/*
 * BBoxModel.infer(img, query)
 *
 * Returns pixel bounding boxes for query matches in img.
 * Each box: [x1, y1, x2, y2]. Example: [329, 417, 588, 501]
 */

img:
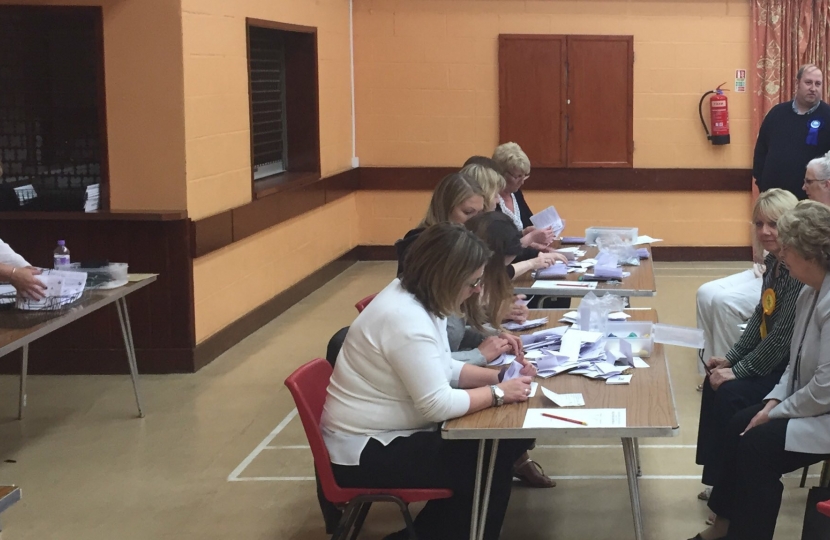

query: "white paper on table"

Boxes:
[531, 280, 597, 290]
[632, 358, 650, 368]
[564, 329, 603, 343]
[559, 333, 581, 360]
[530, 206, 565, 237]
[529, 381, 538, 397]
[593, 362, 622, 376]
[606, 374, 633, 385]
[524, 350, 545, 360]
[634, 235, 663, 246]
[540, 386, 585, 407]
[609, 311, 631, 320]
[536, 353, 572, 372]
[522, 408, 627, 429]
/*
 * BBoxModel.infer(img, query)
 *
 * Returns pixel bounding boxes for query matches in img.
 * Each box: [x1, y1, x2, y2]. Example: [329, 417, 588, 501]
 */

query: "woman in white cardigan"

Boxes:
[689, 200, 830, 540]
[322, 223, 536, 540]
[0, 238, 44, 299]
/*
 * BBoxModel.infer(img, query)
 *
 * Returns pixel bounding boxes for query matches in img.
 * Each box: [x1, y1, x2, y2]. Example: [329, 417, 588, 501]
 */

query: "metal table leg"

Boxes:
[820, 460, 830, 488]
[18, 345, 28, 420]
[116, 298, 144, 418]
[634, 438, 642, 477]
[622, 437, 645, 540]
[469, 440, 486, 540]
[476, 439, 499, 540]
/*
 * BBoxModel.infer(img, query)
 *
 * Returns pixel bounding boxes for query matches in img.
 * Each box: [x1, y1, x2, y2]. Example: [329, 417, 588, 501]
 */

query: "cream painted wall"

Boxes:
[181, 0, 354, 220]
[193, 194, 359, 341]
[357, 190, 754, 247]
[353, 0, 752, 169]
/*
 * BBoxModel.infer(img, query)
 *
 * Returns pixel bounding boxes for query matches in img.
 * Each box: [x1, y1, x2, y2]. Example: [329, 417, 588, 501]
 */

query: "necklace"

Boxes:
[498, 193, 523, 232]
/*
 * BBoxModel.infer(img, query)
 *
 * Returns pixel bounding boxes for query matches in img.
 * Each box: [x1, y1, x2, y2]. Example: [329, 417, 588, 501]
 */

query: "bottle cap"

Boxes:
[57, 240, 65, 246]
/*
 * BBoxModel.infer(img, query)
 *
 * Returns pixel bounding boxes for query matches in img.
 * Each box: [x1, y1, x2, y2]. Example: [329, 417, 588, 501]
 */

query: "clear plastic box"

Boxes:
[605, 321, 654, 357]
[585, 226, 639, 245]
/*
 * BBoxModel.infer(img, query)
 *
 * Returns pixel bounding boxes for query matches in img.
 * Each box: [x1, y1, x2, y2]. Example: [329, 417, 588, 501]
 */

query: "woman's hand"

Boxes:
[706, 356, 731, 370]
[498, 331, 524, 359]
[525, 226, 555, 247]
[10, 267, 46, 300]
[498, 377, 532, 404]
[709, 367, 736, 390]
[505, 301, 529, 323]
[477, 336, 511, 362]
[741, 400, 780, 436]
[532, 252, 568, 270]
[517, 356, 536, 377]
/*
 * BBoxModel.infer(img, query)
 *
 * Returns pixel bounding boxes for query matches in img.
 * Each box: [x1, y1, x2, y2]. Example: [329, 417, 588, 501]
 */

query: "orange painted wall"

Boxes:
[1, 0, 189, 211]
[358, 190, 753, 248]
[353, 0, 752, 168]
[182, 0, 354, 220]
[185, 0, 357, 342]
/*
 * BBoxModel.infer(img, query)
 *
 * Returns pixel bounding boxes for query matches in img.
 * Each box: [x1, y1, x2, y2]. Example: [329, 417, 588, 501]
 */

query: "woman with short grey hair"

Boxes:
[689, 200, 830, 540]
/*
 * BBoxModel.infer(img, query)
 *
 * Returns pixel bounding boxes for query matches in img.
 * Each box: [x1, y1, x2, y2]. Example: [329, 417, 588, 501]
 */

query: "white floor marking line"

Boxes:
[227, 408, 298, 481]
[262, 444, 698, 450]
[264, 444, 309, 450]
[230, 476, 316, 482]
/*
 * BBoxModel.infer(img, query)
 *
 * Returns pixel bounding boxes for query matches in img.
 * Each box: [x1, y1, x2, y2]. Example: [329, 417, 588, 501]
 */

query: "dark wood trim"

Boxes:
[351, 245, 752, 263]
[652, 246, 753, 262]
[0, 210, 187, 221]
[191, 168, 358, 258]
[92, 5, 110, 211]
[253, 171, 322, 199]
[359, 167, 751, 191]
[246, 18, 317, 34]
[193, 248, 358, 370]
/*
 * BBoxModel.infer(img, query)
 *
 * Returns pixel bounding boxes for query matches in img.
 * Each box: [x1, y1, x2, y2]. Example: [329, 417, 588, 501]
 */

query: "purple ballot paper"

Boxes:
[636, 248, 650, 259]
[536, 263, 568, 279]
[561, 236, 586, 245]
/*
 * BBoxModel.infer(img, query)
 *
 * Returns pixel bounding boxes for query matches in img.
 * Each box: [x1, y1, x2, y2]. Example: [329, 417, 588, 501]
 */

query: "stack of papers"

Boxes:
[84, 184, 100, 212]
[536, 263, 569, 279]
[522, 408, 626, 428]
[511, 324, 650, 384]
[503, 317, 548, 331]
[16, 269, 87, 311]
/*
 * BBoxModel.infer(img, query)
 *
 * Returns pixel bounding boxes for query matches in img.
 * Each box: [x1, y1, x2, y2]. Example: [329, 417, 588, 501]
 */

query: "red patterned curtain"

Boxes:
[752, 0, 830, 136]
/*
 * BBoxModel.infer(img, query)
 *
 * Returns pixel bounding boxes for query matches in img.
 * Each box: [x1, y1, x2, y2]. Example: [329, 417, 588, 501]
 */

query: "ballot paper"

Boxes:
[606, 374, 633, 385]
[531, 280, 597, 290]
[530, 206, 565, 237]
[522, 408, 627, 429]
[536, 263, 569, 279]
[634, 235, 663, 246]
[636, 248, 650, 259]
[488, 353, 512, 366]
[541, 386, 585, 407]
[529, 381, 538, 397]
[560, 236, 586, 245]
[502, 360, 524, 381]
[594, 265, 625, 280]
[503, 317, 548, 331]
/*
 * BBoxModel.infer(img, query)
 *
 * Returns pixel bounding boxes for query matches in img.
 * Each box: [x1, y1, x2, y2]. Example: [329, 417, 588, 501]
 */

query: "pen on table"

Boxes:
[552, 283, 593, 288]
[541, 412, 588, 426]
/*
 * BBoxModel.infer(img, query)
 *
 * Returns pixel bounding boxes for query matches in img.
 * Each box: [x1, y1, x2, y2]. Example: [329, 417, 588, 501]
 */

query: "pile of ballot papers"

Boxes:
[492, 325, 648, 385]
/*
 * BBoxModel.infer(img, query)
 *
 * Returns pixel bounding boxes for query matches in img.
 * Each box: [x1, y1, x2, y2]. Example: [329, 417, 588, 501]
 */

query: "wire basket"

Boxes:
[0, 290, 90, 327]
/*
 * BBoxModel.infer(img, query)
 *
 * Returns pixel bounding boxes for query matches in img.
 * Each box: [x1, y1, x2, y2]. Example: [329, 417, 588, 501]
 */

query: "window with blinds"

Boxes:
[248, 26, 288, 181]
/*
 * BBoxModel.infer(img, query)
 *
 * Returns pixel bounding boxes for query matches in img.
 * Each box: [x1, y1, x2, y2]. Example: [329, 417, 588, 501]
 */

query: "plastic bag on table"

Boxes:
[596, 235, 640, 266]
[576, 292, 625, 334]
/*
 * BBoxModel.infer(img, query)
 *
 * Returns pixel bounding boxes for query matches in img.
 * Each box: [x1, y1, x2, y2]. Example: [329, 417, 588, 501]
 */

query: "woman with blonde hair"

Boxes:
[689, 200, 830, 540]
[460, 162, 505, 211]
[695, 188, 803, 508]
[395, 172, 485, 275]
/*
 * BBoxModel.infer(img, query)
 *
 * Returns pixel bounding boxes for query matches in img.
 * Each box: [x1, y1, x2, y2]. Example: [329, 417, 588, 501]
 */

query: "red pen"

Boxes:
[542, 412, 588, 426]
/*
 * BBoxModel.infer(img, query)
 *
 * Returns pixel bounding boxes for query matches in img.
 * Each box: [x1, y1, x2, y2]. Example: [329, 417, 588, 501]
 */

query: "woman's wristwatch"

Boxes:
[490, 385, 504, 407]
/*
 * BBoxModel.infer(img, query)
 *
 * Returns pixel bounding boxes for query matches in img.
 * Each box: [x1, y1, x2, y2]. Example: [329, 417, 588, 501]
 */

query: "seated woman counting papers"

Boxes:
[695, 189, 802, 508]
[689, 200, 830, 540]
[322, 223, 536, 540]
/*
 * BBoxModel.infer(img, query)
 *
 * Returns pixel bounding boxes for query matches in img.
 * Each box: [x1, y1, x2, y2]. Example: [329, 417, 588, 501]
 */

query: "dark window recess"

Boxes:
[246, 19, 320, 197]
[0, 6, 107, 210]
[248, 26, 288, 180]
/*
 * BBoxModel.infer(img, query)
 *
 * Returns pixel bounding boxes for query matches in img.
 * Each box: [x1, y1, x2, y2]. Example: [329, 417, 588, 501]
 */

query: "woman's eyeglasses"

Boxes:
[467, 276, 483, 289]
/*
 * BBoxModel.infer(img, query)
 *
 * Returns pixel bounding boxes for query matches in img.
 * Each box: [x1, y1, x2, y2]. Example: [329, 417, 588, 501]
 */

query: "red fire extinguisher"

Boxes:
[698, 83, 731, 145]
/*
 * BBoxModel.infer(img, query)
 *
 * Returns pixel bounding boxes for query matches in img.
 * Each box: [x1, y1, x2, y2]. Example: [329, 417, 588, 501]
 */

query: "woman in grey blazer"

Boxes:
[689, 200, 830, 540]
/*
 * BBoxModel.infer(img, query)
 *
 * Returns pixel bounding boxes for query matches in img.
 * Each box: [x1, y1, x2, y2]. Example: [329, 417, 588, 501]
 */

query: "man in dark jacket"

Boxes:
[753, 64, 830, 200]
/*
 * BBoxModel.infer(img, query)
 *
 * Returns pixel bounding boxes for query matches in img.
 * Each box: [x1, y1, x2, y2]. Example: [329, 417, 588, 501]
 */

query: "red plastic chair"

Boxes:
[819, 500, 830, 518]
[354, 293, 377, 314]
[284, 358, 452, 540]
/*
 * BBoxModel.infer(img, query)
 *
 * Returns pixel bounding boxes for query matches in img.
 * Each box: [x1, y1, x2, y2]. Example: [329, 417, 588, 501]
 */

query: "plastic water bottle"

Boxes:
[53, 240, 70, 268]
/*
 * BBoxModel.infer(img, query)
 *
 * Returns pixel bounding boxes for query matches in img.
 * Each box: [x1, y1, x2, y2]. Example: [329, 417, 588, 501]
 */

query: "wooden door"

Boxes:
[566, 36, 633, 167]
[498, 35, 567, 167]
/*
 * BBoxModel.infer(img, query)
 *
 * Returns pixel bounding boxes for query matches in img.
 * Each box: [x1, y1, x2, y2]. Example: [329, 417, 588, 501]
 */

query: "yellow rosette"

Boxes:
[760, 288, 776, 339]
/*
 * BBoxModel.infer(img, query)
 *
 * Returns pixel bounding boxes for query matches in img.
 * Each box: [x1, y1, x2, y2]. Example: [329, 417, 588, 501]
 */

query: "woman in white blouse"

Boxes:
[322, 223, 536, 540]
[689, 200, 830, 540]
